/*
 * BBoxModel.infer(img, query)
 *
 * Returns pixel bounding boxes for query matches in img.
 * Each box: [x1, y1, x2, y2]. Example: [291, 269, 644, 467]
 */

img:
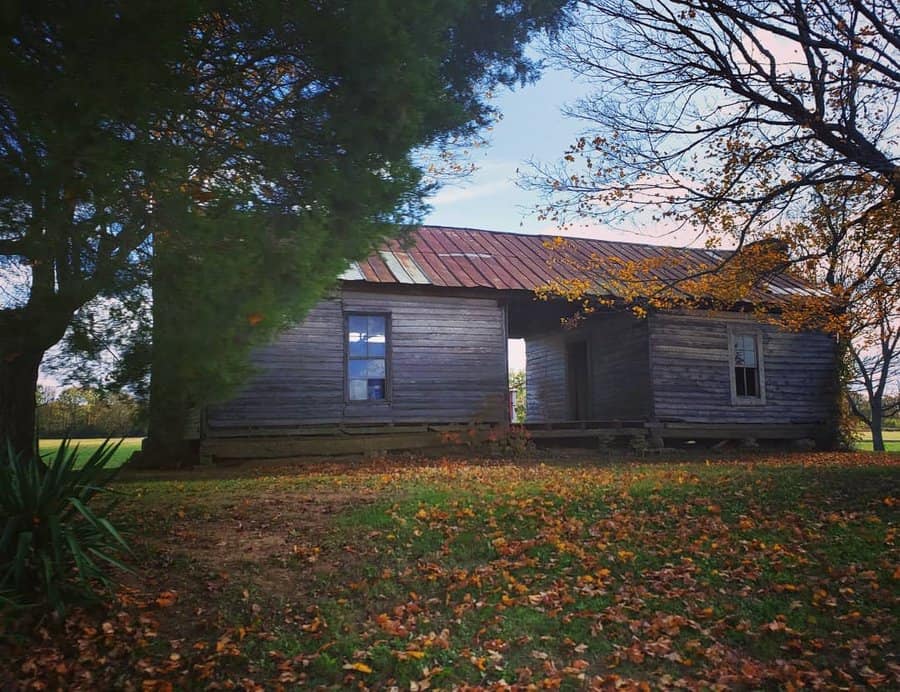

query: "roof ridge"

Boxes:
[416, 224, 712, 253]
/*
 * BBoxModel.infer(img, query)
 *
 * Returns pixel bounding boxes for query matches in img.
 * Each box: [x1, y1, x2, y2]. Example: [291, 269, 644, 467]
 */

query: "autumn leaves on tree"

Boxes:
[529, 0, 899, 447]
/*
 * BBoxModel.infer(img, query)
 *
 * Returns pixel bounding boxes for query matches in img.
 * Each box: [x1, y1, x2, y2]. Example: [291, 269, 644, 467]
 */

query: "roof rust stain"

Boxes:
[342, 225, 819, 305]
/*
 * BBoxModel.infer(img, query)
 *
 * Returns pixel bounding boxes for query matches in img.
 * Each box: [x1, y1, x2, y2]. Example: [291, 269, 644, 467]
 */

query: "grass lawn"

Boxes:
[853, 429, 900, 452]
[4, 451, 899, 689]
[38, 436, 142, 467]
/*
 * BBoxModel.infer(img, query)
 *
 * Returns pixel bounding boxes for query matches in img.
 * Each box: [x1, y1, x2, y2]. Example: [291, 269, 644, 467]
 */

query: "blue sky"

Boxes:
[423, 65, 586, 235]
[421, 63, 699, 247]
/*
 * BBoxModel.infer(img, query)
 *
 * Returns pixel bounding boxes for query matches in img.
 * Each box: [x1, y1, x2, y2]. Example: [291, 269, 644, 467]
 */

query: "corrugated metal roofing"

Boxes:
[339, 225, 818, 305]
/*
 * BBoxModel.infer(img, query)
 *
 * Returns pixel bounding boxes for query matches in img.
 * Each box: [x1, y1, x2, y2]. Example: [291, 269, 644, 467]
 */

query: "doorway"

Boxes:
[508, 338, 526, 423]
[566, 340, 590, 420]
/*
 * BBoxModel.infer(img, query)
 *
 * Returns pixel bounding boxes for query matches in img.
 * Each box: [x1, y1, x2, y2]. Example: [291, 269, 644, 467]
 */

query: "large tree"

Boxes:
[527, 0, 898, 443]
[0, 0, 571, 458]
[532, 0, 898, 236]
[785, 182, 899, 450]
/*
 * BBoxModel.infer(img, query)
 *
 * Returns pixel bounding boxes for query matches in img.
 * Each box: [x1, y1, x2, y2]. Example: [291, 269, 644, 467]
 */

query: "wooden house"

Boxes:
[201, 226, 838, 458]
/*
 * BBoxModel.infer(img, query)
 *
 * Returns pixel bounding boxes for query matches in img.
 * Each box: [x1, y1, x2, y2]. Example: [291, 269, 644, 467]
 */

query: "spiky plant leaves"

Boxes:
[0, 439, 132, 612]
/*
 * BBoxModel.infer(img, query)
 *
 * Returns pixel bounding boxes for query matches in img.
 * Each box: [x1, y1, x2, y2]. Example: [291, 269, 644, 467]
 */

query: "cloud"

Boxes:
[535, 216, 727, 249]
[427, 159, 521, 207]
[429, 178, 512, 206]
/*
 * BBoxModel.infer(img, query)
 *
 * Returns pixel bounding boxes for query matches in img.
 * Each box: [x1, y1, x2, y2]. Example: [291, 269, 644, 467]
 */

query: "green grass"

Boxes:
[38, 437, 142, 467]
[853, 428, 900, 452]
[5, 452, 899, 690]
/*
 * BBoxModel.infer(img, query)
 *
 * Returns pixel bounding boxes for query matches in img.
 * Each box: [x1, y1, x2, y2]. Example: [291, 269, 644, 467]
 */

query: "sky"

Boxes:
[423, 65, 584, 236]
[421, 63, 701, 246]
[420, 62, 681, 372]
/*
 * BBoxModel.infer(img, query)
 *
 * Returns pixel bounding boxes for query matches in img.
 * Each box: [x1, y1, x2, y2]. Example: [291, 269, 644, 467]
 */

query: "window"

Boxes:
[729, 330, 765, 404]
[346, 314, 389, 401]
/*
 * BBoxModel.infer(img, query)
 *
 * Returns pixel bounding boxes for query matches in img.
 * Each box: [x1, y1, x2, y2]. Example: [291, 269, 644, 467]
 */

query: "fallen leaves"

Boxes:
[154, 590, 177, 608]
[2, 452, 898, 690]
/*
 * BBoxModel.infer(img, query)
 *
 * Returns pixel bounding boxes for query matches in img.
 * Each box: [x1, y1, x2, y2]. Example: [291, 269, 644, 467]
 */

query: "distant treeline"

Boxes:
[37, 386, 146, 438]
[849, 391, 900, 430]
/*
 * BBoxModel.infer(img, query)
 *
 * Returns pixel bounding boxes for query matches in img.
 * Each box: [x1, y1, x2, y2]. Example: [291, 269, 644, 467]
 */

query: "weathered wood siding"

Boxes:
[206, 288, 507, 433]
[649, 311, 837, 424]
[340, 289, 507, 423]
[588, 312, 652, 419]
[525, 333, 568, 422]
[525, 312, 652, 422]
[206, 299, 345, 429]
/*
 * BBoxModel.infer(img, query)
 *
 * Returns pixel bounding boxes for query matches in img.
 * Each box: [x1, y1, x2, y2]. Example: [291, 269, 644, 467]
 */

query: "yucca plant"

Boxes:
[0, 439, 132, 611]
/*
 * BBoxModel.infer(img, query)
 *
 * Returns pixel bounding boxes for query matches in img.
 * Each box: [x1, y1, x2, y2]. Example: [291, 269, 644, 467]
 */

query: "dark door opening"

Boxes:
[566, 340, 590, 420]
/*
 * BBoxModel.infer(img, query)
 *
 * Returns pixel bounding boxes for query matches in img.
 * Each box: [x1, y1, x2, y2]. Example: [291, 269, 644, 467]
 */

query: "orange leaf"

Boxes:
[155, 590, 177, 608]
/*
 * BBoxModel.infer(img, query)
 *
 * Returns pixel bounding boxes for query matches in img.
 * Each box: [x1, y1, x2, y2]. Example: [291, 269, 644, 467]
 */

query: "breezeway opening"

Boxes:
[508, 338, 525, 423]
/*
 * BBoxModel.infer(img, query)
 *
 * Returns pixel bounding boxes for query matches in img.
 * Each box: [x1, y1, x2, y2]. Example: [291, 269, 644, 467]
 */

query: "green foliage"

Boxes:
[509, 370, 527, 423]
[849, 391, 900, 430]
[0, 1, 572, 456]
[36, 386, 145, 438]
[596, 431, 615, 454]
[628, 432, 649, 456]
[0, 440, 131, 611]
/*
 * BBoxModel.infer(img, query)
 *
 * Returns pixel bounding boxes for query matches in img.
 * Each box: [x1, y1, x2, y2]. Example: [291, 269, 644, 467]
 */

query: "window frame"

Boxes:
[344, 311, 392, 404]
[728, 327, 766, 406]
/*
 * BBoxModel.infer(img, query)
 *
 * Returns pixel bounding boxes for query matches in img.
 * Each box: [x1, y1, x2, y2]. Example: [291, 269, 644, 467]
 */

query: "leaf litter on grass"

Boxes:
[3, 451, 899, 690]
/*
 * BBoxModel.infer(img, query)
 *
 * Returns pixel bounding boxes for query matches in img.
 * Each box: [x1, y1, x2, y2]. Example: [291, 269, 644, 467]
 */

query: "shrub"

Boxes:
[0, 439, 131, 612]
[486, 425, 534, 457]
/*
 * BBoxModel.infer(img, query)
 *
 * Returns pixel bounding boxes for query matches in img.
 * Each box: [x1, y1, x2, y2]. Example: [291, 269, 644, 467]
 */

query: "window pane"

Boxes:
[367, 378, 386, 400]
[348, 315, 368, 339]
[741, 338, 757, 366]
[348, 360, 367, 378]
[348, 315, 367, 357]
[368, 316, 385, 337]
[349, 359, 384, 379]
[349, 379, 368, 401]
[368, 339, 386, 357]
[745, 368, 758, 397]
[734, 335, 757, 367]
[735, 366, 760, 398]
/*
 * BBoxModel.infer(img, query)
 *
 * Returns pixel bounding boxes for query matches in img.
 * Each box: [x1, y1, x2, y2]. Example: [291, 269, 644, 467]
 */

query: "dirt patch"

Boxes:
[122, 486, 381, 646]
[157, 488, 373, 577]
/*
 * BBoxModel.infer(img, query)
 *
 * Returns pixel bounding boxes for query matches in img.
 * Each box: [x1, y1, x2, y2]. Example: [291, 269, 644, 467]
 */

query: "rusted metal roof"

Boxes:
[339, 225, 823, 304]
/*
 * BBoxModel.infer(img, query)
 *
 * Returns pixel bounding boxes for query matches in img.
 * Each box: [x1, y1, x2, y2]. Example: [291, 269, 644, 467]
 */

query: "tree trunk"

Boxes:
[137, 242, 199, 468]
[870, 402, 885, 452]
[140, 365, 196, 468]
[0, 349, 43, 460]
